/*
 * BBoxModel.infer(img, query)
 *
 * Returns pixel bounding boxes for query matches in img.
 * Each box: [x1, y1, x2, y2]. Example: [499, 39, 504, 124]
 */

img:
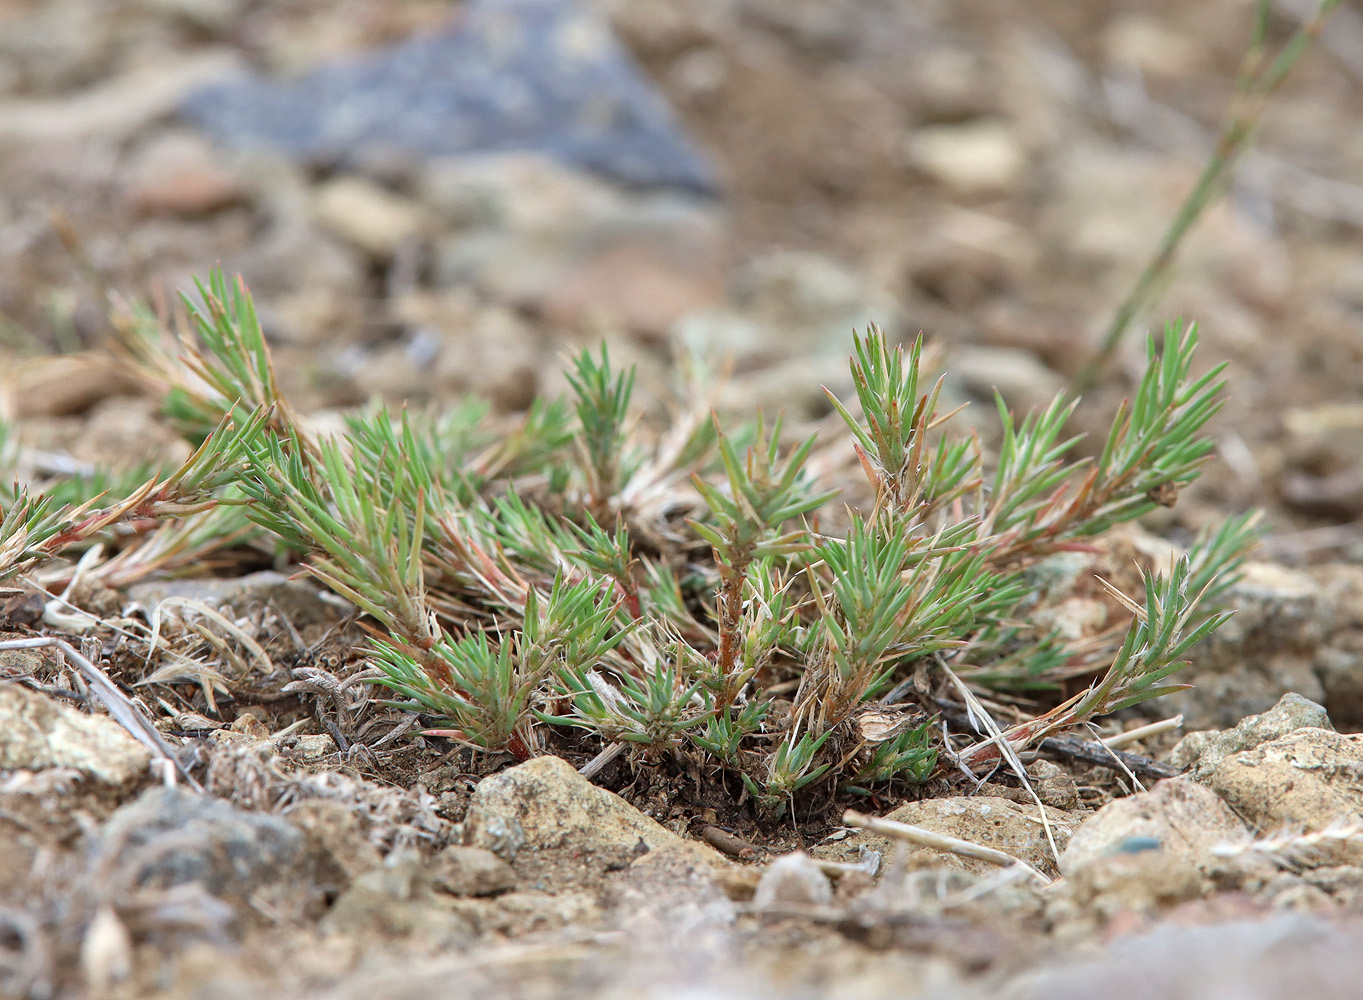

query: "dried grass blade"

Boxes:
[843, 810, 1050, 884]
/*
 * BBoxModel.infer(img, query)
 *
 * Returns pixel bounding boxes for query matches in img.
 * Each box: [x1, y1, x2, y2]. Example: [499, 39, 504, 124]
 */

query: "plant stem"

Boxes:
[1077, 0, 1341, 388]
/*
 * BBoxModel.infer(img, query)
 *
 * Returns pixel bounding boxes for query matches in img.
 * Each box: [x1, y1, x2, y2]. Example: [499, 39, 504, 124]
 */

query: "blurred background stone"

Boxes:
[178, 0, 719, 193]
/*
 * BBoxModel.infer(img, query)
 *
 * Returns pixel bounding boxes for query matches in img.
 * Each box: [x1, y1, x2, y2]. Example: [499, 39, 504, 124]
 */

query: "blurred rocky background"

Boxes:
[5, 5, 1363, 999]
[1, 0, 1362, 550]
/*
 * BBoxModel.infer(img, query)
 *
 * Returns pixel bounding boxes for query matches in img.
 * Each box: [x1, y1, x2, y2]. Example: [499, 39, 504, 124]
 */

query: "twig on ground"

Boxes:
[843, 809, 1051, 884]
[702, 825, 767, 861]
[1101, 715, 1183, 749]
[1039, 734, 1180, 780]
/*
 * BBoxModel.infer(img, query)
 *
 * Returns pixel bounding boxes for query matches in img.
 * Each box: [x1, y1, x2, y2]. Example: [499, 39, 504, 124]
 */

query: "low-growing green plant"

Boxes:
[0, 270, 1260, 817]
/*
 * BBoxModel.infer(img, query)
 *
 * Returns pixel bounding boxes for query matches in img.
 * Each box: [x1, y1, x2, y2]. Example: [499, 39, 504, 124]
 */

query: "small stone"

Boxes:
[1210, 563, 1326, 649]
[238, 215, 368, 305]
[1318, 648, 1363, 731]
[462, 756, 727, 877]
[0, 682, 151, 786]
[1031, 760, 1080, 811]
[230, 712, 270, 739]
[1059, 778, 1250, 876]
[904, 46, 996, 123]
[1170, 692, 1334, 783]
[537, 230, 726, 339]
[425, 302, 543, 412]
[1261, 873, 1335, 913]
[125, 131, 244, 215]
[1015, 915, 1363, 999]
[290, 734, 337, 762]
[1169, 565, 1334, 729]
[719, 354, 854, 422]
[907, 120, 1026, 195]
[736, 250, 900, 356]
[1282, 467, 1363, 521]
[425, 156, 726, 336]
[62, 396, 193, 472]
[671, 309, 770, 363]
[420, 153, 615, 231]
[311, 177, 424, 259]
[753, 852, 832, 910]
[429, 845, 517, 897]
[447, 888, 601, 937]
[1300, 865, 1363, 910]
[207, 729, 259, 750]
[136, 0, 245, 34]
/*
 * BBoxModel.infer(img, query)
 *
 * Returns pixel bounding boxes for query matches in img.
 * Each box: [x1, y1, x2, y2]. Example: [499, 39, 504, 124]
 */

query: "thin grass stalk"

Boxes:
[1078, 0, 1342, 388]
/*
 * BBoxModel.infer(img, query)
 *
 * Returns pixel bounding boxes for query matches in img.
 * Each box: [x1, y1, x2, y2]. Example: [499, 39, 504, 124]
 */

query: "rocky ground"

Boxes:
[2, 0, 1363, 997]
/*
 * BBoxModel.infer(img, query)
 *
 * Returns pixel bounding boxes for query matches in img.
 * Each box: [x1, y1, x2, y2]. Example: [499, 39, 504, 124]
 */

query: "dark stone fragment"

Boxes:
[179, 0, 718, 194]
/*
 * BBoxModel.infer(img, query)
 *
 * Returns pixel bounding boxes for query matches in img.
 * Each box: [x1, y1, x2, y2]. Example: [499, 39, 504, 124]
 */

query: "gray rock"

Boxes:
[1210, 728, 1363, 832]
[430, 845, 518, 897]
[1170, 692, 1333, 783]
[1058, 778, 1249, 876]
[0, 682, 150, 785]
[178, 0, 717, 193]
[96, 785, 304, 901]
